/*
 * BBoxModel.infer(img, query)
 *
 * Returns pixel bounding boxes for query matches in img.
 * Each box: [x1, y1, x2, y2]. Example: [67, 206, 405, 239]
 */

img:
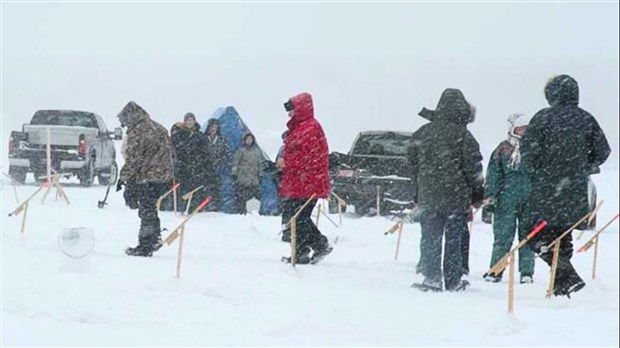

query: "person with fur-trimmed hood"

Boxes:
[232, 133, 263, 214]
[408, 88, 484, 292]
[279, 92, 333, 264]
[170, 113, 208, 212]
[520, 74, 611, 297]
[116, 101, 174, 257]
[204, 118, 230, 211]
[482, 113, 535, 284]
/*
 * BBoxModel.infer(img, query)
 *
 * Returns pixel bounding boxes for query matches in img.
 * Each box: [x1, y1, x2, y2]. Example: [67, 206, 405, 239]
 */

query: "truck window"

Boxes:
[31, 111, 97, 128]
[352, 134, 411, 156]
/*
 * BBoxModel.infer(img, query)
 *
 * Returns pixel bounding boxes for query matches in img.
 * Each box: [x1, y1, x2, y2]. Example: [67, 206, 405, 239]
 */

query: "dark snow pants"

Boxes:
[236, 184, 260, 214]
[420, 211, 468, 290]
[527, 224, 581, 288]
[281, 198, 329, 257]
[418, 218, 470, 276]
[136, 182, 167, 243]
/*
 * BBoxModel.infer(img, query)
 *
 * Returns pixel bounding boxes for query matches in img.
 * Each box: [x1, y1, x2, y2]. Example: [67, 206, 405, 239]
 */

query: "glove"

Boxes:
[482, 205, 493, 224]
[116, 180, 125, 192]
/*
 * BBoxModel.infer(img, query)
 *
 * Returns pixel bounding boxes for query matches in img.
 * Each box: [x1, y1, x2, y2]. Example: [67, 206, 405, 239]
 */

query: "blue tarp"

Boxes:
[202, 106, 280, 215]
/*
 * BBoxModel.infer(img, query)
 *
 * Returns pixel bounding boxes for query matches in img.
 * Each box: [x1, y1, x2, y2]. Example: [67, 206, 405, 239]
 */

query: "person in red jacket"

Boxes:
[279, 92, 333, 264]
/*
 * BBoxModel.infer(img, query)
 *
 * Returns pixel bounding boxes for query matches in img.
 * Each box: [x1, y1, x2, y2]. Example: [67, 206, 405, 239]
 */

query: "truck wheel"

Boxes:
[8, 166, 26, 184]
[80, 159, 95, 187]
[98, 161, 118, 186]
[355, 204, 369, 216]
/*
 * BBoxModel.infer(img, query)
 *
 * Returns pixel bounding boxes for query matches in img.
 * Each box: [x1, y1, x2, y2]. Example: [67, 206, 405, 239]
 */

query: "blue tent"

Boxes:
[202, 106, 280, 215]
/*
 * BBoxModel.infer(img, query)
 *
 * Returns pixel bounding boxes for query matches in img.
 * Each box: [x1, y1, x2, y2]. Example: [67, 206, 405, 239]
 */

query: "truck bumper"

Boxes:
[60, 160, 87, 169]
[9, 158, 30, 167]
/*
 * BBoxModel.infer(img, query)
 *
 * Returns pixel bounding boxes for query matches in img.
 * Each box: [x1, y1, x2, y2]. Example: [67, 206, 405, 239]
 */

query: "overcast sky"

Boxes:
[2, 1, 618, 166]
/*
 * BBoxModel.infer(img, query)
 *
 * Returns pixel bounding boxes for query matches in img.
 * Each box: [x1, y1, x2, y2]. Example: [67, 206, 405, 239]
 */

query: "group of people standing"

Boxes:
[115, 92, 333, 263]
[113, 74, 611, 299]
[168, 113, 262, 214]
[408, 74, 611, 297]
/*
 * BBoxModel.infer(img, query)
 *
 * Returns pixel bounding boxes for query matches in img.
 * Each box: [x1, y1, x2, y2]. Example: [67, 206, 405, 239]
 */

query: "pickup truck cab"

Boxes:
[8, 110, 121, 186]
[328, 131, 415, 216]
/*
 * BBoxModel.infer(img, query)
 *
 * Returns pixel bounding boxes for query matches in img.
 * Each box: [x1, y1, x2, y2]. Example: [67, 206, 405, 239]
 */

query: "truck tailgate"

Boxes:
[23, 125, 98, 146]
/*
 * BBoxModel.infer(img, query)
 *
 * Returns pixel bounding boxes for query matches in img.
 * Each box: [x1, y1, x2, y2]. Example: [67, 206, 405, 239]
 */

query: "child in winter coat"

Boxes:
[482, 113, 535, 284]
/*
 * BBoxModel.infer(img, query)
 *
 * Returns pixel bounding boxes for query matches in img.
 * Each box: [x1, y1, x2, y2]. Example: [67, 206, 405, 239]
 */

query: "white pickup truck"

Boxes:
[8, 110, 122, 186]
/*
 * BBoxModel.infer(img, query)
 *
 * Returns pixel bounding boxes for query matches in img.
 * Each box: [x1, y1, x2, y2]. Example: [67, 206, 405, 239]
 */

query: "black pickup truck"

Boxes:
[328, 131, 415, 216]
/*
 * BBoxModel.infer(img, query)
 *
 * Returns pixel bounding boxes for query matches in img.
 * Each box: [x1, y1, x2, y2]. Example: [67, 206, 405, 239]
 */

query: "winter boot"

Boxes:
[126, 239, 153, 257]
[520, 273, 534, 284]
[447, 279, 470, 292]
[281, 247, 311, 264]
[483, 272, 503, 283]
[411, 278, 443, 292]
[554, 266, 586, 298]
[310, 245, 333, 265]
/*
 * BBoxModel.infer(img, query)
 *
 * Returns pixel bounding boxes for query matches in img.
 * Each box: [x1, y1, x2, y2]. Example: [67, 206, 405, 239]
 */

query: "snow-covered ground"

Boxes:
[1, 157, 618, 346]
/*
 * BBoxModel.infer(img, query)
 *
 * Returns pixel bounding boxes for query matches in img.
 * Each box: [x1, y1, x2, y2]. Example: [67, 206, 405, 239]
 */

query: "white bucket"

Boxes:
[58, 227, 94, 273]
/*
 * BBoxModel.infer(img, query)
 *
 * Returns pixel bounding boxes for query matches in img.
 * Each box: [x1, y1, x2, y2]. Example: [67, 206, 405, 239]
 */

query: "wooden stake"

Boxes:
[20, 202, 29, 234]
[183, 185, 204, 215]
[394, 221, 404, 261]
[162, 196, 212, 246]
[156, 182, 181, 211]
[285, 194, 317, 228]
[173, 181, 178, 213]
[319, 208, 339, 228]
[577, 200, 604, 240]
[592, 235, 599, 280]
[176, 225, 185, 278]
[577, 213, 619, 253]
[546, 242, 561, 298]
[291, 219, 297, 267]
[9, 186, 44, 217]
[487, 220, 547, 276]
[331, 192, 346, 227]
[508, 253, 515, 313]
[337, 199, 343, 226]
[376, 186, 380, 216]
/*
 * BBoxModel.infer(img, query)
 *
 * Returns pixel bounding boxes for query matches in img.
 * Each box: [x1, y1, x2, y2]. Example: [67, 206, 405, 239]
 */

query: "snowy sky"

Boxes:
[2, 1, 618, 165]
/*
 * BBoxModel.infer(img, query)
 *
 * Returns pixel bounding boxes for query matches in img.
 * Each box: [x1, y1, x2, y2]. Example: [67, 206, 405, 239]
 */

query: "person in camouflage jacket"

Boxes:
[116, 101, 174, 257]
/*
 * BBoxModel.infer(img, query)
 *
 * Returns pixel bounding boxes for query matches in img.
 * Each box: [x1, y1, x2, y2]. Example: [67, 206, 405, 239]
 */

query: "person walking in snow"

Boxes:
[482, 113, 535, 284]
[279, 92, 333, 264]
[413, 101, 479, 278]
[408, 88, 484, 292]
[232, 133, 263, 214]
[520, 74, 611, 297]
[116, 101, 174, 257]
[204, 118, 230, 211]
[170, 112, 208, 212]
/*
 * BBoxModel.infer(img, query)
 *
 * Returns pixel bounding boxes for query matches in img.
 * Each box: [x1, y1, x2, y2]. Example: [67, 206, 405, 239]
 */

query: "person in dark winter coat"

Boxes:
[170, 113, 208, 212]
[232, 133, 263, 214]
[116, 101, 174, 257]
[280, 92, 332, 264]
[204, 119, 230, 211]
[408, 88, 484, 292]
[521, 74, 611, 297]
[413, 101, 478, 279]
[482, 113, 535, 284]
